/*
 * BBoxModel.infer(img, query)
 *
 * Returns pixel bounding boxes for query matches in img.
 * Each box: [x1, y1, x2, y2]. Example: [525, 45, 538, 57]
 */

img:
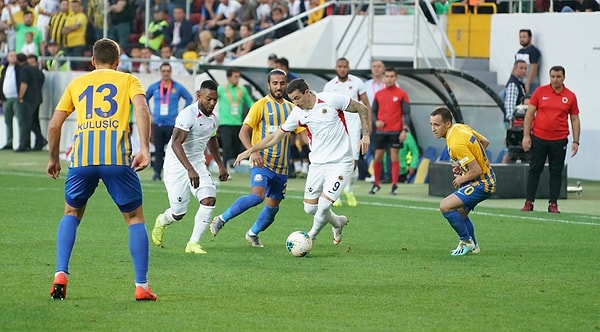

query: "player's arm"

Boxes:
[345, 99, 371, 154]
[399, 99, 411, 143]
[570, 113, 580, 157]
[453, 158, 483, 188]
[234, 129, 287, 166]
[207, 134, 229, 181]
[46, 110, 69, 179]
[345, 99, 370, 137]
[359, 92, 373, 128]
[131, 94, 151, 171]
[526, 63, 539, 94]
[238, 123, 264, 168]
[171, 127, 201, 187]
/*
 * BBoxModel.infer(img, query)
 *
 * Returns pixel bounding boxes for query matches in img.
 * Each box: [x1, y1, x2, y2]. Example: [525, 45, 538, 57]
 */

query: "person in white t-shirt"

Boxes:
[151, 80, 229, 254]
[323, 57, 371, 208]
[235, 78, 371, 246]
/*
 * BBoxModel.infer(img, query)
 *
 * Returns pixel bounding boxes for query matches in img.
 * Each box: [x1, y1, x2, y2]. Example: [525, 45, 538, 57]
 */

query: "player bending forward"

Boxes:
[235, 78, 370, 245]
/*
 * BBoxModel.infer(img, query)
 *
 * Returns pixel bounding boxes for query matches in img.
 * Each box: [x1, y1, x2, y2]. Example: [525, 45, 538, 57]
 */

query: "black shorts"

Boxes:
[372, 133, 402, 150]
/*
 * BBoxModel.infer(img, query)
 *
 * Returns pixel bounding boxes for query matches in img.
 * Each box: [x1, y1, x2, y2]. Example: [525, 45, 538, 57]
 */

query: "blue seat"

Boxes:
[485, 149, 493, 163]
[422, 146, 438, 161]
[437, 147, 450, 161]
[495, 150, 506, 163]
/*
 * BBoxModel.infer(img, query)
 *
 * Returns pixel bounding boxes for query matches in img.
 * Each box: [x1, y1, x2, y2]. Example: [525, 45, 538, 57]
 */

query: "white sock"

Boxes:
[189, 205, 215, 243]
[161, 208, 178, 226]
[301, 162, 309, 174]
[294, 160, 302, 171]
[135, 282, 149, 290]
[308, 197, 333, 238]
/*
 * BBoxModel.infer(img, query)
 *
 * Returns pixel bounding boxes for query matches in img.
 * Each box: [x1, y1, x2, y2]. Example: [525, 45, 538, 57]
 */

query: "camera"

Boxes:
[505, 105, 529, 163]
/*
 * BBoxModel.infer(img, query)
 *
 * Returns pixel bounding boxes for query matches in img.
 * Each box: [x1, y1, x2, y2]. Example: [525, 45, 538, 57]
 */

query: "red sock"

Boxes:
[391, 161, 399, 185]
[373, 161, 382, 186]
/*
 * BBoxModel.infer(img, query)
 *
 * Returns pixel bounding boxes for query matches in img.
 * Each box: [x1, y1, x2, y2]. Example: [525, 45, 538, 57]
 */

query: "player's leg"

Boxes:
[186, 168, 218, 253]
[247, 171, 286, 244]
[523, 135, 548, 210]
[50, 167, 99, 300]
[440, 191, 473, 255]
[370, 134, 385, 194]
[211, 168, 267, 236]
[389, 144, 400, 195]
[340, 129, 361, 206]
[103, 165, 156, 300]
[152, 167, 190, 246]
[546, 138, 567, 212]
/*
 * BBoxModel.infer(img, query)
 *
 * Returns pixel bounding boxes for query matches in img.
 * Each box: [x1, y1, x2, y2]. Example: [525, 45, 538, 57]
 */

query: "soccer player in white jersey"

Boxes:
[151, 80, 230, 254]
[323, 57, 371, 208]
[235, 78, 370, 246]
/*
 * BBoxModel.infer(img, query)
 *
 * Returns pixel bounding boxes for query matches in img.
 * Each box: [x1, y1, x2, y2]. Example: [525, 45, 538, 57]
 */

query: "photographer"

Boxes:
[503, 96, 530, 163]
[504, 60, 527, 128]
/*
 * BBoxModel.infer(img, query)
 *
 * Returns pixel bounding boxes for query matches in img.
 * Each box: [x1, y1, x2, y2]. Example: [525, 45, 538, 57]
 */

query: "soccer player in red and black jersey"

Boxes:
[521, 65, 581, 213]
[369, 67, 411, 196]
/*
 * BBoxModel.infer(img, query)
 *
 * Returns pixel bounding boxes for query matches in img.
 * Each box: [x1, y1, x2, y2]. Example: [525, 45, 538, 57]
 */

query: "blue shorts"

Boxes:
[454, 182, 493, 212]
[249, 167, 287, 200]
[65, 165, 143, 212]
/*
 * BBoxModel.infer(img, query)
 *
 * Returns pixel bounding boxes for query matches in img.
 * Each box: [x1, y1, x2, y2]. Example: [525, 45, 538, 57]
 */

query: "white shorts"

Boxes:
[304, 162, 355, 201]
[163, 163, 216, 215]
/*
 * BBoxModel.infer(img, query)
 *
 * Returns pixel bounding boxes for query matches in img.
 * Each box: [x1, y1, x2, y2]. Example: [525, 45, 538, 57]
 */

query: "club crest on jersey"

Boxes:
[322, 109, 327, 114]
[562, 97, 568, 104]
[254, 174, 263, 182]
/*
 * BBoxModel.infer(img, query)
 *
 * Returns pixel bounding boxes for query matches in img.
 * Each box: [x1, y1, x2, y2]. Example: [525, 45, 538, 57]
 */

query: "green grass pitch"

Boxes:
[0, 151, 599, 331]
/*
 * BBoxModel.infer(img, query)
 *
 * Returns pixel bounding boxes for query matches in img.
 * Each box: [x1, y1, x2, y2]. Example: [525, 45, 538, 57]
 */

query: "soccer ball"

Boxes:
[286, 231, 313, 257]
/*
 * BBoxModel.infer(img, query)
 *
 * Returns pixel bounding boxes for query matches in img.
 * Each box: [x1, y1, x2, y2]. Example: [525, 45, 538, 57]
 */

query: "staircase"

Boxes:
[454, 58, 503, 97]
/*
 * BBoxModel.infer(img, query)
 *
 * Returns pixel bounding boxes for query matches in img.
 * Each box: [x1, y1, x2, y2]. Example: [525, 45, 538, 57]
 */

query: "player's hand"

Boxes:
[46, 159, 61, 179]
[250, 151, 263, 168]
[131, 151, 150, 172]
[188, 168, 200, 188]
[521, 136, 531, 152]
[359, 136, 370, 155]
[375, 120, 384, 128]
[452, 176, 463, 188]
[452, 165, 461, 175]
[234, 150, 251, 166]
[571, 143, 579, 157]
[218, 167, 229, 182]
[399, 130, 407, 143]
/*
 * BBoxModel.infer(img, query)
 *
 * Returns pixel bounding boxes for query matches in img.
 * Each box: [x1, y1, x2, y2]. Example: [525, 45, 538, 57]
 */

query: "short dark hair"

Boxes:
[267, 69, 287, 83]
[549, 65, 565, 76]
[226, 67, 240, 77]
[384, 66, 397, 74]
[200, 80, 218, 92]
[519, 29, 532, 37]
[16, 53, 27, 63]
[275, 57, 289, 69]
[93, 38, 120, 65]
[286, 78, 309, 95]
[160, 62, 171, 70]
[430, 106, 454, 123]
[27, 54, 38, 62]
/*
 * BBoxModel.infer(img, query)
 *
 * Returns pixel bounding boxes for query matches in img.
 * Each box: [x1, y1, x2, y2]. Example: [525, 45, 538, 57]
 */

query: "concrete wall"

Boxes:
[490, 12, 600, 180]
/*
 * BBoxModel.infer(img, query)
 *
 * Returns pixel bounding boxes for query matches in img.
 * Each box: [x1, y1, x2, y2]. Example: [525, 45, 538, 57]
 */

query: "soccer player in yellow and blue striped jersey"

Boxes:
[429, 106, 496, 256]
[46, 38, 156, 301]
[210, 69, 305, 247]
